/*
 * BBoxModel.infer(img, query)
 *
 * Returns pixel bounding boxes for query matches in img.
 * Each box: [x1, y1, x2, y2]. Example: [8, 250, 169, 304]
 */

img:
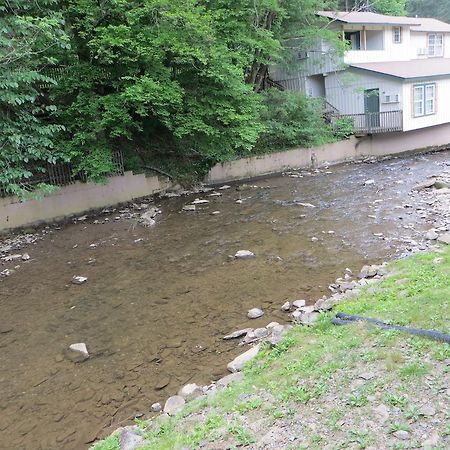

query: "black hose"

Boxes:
[333, 312, 450, 344]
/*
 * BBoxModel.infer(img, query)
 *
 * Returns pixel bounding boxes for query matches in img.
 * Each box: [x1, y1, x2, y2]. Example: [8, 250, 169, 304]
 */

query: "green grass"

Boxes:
[91, 245, 450, 449]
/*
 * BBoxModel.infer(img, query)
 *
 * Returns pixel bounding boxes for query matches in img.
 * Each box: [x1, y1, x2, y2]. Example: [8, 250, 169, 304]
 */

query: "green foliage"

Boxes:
[407, 0, 450, 23]
[253, 89, 335, 153]
[2, 0, 345, 191]
[372, 0, 406, 15]
[333, 116, 355, 140]
[0, 0, 68, 196]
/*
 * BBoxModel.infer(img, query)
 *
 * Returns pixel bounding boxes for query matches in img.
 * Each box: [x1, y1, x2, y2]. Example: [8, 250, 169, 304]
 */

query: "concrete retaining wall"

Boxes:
[0, 171, 171, 232]
[207, 122, 450, 183]
[1, 122, 449, 232]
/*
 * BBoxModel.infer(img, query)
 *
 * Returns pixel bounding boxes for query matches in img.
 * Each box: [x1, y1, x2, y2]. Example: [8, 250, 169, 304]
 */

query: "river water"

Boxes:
[0, 151, 448, 449]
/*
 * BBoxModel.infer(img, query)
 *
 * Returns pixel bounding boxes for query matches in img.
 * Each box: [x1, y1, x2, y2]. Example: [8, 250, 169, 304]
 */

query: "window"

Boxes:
[393, 27, 402, 44]
[413, 83, 436, 117]
[428, 33, 443, 57]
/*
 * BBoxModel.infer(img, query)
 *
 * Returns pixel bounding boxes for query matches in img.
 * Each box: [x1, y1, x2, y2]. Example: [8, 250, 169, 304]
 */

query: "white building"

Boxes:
[271, 11, 450, 134]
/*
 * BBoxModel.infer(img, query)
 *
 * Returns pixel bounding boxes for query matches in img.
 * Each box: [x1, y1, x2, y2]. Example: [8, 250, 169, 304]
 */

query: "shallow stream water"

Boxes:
[0, 151, 448, 449]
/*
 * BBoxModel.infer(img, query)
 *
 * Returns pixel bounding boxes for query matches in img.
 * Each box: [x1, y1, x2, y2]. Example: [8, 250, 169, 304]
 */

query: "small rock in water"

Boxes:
[364, 179, 375, 185]
[223, 328, 253, 340]
[292, 299, 306, 308]
[192, 198, 209, 205]
[281, 301, 291, 311]
[254, 328, 269, 339]
[247, 308, 264, 319]
[234, 250, 255, 259]
[21, 253, 30, 261]
[235, 199, 243, 204]
[151, 402, 161, 413]
[163, 395, 185, 416]
[182, 204, 196, 212]
[72, 275, 88, 285]
[219, 185, 231, 190]
[66, 343, 89, 363]
[211, 211, 221, 215]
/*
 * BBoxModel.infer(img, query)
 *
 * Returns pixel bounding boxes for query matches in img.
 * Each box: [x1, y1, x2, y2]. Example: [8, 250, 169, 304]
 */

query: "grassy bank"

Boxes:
[93, 246, 450, 450]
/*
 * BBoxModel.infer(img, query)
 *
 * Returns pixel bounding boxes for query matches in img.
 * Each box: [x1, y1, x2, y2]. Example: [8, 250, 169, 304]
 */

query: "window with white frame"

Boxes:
[413, 83, 436, 117]
[393, 27, 402, 44]
[428, 33, 443, 56]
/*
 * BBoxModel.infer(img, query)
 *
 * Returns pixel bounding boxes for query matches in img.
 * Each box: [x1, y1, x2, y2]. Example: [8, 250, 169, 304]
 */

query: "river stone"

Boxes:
[425, 230, 438, 240]
[420, 405, 436, 416]
[21, 253, 30, 261]
[182, 204, 196, 211]
[72, 275, 88, 285]
[192, 198, 209, 204]
[393, 430, 410, 440]
[66, 343, 89, 362]
[293, 311, 320, 326]
[281, 301, 291, 311]
[314, 297, 336, 311]
[177, 383, 204, 401]
[217, 372, 244, 388]
[151, 402, 161, 413]
[254, 328, 269, 339]
[437, 233, 450, 244]
[412, 178, 436, 191]
[358, 265, 378, 279]
[154, 375, 171, 390]
[163, 395, 185, 416]
[223, 328, 253, 340]
[265, 322, 280, 329]
[119, 428, 144, 450]
[227, 344, 260, 373]
[433, 181, 449, 189]
[292, 299, 306, 308]
[247, 308, 264, 319]
[235, 250, 255, 259]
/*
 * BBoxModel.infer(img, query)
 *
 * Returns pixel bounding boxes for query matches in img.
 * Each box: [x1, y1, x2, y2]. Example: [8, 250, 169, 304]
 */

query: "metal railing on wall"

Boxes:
[0, 150, 124, 198]
[333, 110, 403, 134]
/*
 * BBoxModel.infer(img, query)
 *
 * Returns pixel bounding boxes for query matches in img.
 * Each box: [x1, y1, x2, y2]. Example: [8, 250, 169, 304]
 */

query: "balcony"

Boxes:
[334, 110, 403, 134]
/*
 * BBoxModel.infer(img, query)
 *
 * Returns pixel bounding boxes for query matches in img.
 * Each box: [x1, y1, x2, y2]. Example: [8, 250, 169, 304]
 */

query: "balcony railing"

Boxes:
[334, 110, 403, 134]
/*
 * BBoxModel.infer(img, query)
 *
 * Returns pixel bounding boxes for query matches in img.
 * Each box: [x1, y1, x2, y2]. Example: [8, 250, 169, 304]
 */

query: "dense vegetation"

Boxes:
[0, 0, 443, 194]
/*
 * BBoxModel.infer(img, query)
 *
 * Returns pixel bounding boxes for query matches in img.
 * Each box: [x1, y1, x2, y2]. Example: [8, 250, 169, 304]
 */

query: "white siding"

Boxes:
[410, 31, 450, 58]
[402, 77, 450, 131]
[325, 71, 403, 115]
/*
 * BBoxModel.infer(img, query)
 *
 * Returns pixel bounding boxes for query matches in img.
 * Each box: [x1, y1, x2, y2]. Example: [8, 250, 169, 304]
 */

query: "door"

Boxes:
[364, 88, 380, 130]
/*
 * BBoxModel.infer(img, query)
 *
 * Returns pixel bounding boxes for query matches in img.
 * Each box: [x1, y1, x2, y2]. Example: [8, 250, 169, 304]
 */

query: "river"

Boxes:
[0, 150, 448, 449]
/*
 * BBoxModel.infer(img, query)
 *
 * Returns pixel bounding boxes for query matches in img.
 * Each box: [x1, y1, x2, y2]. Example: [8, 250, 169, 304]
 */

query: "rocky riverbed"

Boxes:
[0, 150, 449, 450]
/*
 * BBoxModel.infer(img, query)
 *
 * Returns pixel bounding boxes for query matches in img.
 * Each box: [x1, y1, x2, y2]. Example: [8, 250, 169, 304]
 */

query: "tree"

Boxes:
[337, 0, 406, 15]
[407, 0, 450, 23]
[0, 0, 68, 196]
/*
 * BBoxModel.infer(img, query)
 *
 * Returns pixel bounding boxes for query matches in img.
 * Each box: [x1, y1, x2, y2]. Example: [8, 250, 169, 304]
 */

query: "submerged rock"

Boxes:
[227, 344, 260, 373]
[182, 205, 196, 212]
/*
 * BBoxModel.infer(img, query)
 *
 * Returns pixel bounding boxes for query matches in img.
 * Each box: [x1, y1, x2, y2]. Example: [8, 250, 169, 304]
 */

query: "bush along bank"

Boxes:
[91, 242, 450, 450]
